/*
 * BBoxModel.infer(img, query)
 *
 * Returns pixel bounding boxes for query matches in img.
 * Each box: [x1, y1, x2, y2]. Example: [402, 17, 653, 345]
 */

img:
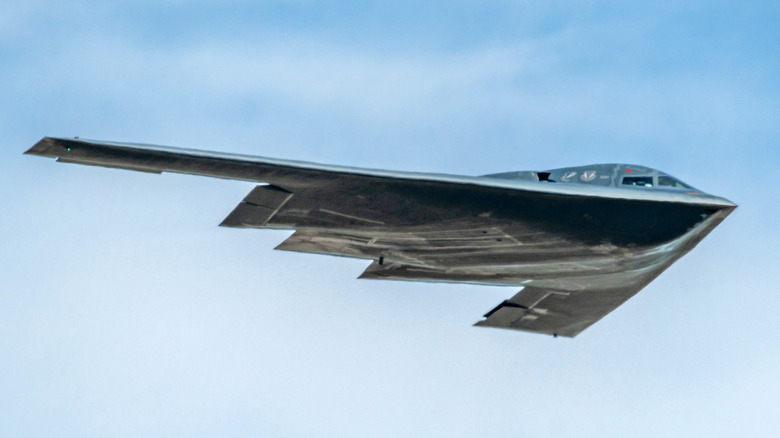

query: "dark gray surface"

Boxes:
[26, 137, 736, 337]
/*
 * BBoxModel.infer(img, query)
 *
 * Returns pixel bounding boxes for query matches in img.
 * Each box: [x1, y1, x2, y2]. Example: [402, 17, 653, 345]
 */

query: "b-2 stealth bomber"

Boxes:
[26, 137, 736, 337]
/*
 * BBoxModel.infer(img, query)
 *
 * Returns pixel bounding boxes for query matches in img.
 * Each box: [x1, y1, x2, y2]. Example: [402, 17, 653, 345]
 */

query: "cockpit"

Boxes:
[621, 174, 692, 189]
[482, 164, 698, 192]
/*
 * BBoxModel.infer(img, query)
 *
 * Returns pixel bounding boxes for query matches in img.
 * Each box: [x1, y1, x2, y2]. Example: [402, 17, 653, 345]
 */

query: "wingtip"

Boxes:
[24, 137, 54, 156]
[24, 136, 77, 158]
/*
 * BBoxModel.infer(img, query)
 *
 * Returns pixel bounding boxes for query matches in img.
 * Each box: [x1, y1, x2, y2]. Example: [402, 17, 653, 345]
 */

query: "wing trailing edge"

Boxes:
[474, 285, 640, 338]
[220, 185, 293, 228]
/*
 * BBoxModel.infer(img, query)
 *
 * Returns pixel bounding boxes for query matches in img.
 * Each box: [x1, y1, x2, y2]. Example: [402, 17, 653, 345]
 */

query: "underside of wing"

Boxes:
[474, 282, 647, 338]
[270, 209, 733, 338]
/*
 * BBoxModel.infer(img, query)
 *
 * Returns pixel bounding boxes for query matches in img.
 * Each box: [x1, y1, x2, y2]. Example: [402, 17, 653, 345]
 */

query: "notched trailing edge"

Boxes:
[220, 185, 293, 228]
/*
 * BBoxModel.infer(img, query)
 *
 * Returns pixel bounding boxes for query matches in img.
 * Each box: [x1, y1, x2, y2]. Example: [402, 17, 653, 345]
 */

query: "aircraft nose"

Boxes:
[688, 191, 737, 210]
[712, 196, 738, 210]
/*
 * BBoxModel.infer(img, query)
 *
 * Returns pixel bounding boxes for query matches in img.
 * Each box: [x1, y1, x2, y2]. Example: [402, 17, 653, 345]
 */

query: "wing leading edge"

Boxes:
[24, 137, 735, 207]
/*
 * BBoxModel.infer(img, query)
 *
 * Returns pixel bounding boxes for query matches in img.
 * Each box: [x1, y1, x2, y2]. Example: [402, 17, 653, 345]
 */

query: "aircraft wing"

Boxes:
[362, 207, 727, 338]
[25, 137, 734, 337]
[474, 280, 654, 337]
[24, 137, 730, 205]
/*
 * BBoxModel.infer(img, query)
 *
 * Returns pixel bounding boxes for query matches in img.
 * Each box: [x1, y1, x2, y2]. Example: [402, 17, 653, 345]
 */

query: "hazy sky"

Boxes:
[2, 1, 779, 437]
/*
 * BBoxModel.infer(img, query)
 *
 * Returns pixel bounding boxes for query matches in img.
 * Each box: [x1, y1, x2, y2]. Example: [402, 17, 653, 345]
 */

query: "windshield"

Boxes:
[658, 175, 691, 189]
[622, 176, 653, 187]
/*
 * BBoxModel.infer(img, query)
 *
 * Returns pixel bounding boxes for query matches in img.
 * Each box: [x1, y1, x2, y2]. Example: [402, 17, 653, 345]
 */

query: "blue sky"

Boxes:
[2, 1, 779, 437]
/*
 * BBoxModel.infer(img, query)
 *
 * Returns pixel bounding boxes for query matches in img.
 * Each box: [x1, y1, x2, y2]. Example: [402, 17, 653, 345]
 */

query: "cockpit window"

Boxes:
[658, 175, 691, 189]
[622, 176, 653, 187]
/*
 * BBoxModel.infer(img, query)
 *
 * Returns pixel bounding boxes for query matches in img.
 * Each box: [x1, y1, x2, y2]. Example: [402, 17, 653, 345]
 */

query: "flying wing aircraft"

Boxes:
[25, 137, 736, 337]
